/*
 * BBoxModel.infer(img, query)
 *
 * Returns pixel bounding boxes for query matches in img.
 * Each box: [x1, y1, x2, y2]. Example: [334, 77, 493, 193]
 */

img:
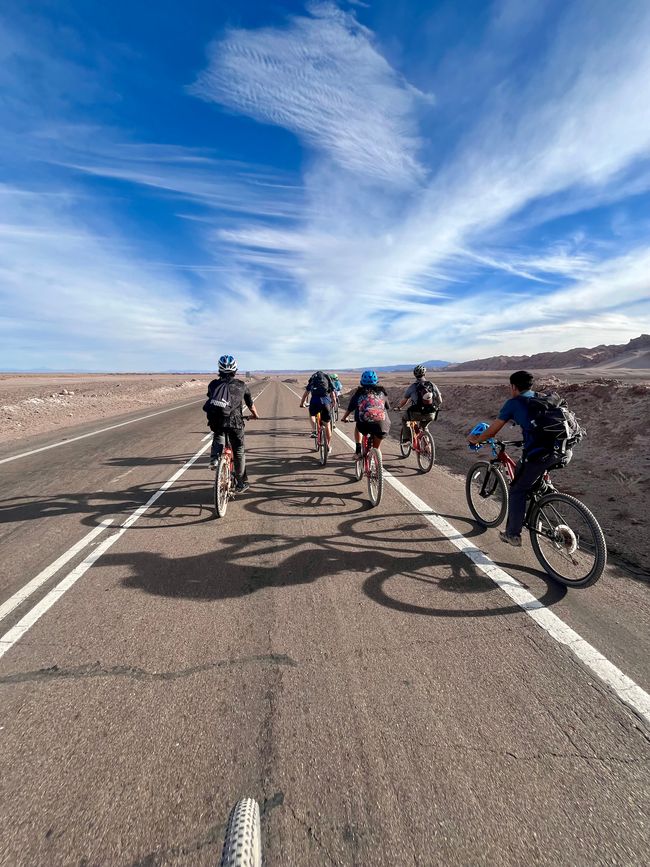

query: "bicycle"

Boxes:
[347, 422, 383, 506]
[399, 411, 437, 472]
[313, 411, 329, 466]
[465, 438, 607, 587]
[214, 433, 237, 518]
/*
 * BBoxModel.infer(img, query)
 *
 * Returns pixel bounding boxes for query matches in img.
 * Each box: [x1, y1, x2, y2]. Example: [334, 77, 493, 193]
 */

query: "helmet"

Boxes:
[330, 373, 340, 381]
[360, 369, 378, 386]
[218, 354, 237, 374]
[413, 364, 426, 378]
[469, 421, 490, 437]
[468, 421, 490, 452]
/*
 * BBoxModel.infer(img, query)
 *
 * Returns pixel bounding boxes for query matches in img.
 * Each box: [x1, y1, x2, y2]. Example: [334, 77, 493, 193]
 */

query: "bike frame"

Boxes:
[360, 433, 373, 476]
[482, 438, 554, 531]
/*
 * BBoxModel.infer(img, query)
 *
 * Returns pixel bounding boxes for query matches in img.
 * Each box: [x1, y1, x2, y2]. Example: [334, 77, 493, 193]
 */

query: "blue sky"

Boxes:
[1, 0, 649, 371]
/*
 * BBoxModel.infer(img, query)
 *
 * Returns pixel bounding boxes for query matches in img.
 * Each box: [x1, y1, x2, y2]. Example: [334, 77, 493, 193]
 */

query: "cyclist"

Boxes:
[203, 354, 259, 492]
[300, 370, 336, 451]
[397, 364, 442, 444]
[329, 373, 343, 404]
[341, 370, 391, 457]
[467, 370, 567, 547]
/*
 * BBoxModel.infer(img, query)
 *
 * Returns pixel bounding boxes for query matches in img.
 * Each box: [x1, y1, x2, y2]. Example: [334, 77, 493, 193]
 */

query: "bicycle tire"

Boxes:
[220, 797, 262, 867]
[465, 461, 508, 527]
[367, 448, 383, 507]
[319, 434, 328, 466]
[314, 425, 320, 452]
[416, 430, 435, 473]
[399, 430, 412, 458]
[215, 457, 231, 518]
[354, 453, 363, 481]
[529, 492, 607, 588]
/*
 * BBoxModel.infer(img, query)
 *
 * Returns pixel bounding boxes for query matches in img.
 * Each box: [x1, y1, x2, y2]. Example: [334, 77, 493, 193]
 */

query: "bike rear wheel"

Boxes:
[220, 797, 262, 867]
[416, 430, 435, 473]
[367, 448, 383, 507]
[466, 461, 508, 527]
[319, 433, 328, 466]
[529, 492, 607, 587]
[354, 453, 363, 480]
[215, 456, 231, 518]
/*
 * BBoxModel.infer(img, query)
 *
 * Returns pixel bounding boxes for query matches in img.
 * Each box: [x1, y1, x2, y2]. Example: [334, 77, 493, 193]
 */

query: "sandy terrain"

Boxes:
[0, 374, 212, 446]
[336, 367, 649, 579]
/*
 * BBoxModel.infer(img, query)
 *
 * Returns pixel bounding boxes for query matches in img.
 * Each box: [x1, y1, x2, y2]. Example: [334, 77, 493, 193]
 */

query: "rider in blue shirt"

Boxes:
[467, 371, 563, 548]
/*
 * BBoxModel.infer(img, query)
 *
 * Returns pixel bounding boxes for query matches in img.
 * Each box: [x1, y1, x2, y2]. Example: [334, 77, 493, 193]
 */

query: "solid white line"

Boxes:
[319, 404, 650, 727]
[0, 519, 113, 624]
[0, 441, 211, 660]
[0, 400, 202, 466]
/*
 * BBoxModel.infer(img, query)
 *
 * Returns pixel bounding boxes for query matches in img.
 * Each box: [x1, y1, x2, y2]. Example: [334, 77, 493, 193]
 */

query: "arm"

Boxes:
[467, 418, 507, 445]
[249, 402, 260, 420]
[433, 385, 442, 406]
[243, 387, 259, 419]
[340, 392, 357, 422]
[300, 389, 310, 407]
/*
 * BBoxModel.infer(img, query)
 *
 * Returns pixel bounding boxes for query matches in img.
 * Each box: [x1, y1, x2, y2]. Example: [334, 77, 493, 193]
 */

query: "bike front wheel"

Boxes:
[529, 492, 607, 587]
[416, 430, 435, 473]
[220, 797, 262, 867]
[466, 462, 508, 527]
[214, 457, 231, 518]
[399, 430, 412, 458]
[367, 448, 383, 507]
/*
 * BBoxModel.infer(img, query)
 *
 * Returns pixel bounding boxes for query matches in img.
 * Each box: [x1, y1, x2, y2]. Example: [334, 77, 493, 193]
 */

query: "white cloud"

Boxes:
[191, 1, 429, 187]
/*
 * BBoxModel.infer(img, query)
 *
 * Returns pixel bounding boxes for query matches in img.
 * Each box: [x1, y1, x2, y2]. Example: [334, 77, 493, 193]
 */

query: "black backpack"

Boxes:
[309, 371, 332, 397]
[520, 392, 585, 461]
[414, 379, 438, 410]
[203, 378, 233, 424]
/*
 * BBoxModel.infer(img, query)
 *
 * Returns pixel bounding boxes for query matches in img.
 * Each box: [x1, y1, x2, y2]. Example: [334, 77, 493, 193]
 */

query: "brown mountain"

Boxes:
[447, 334, 650, 371]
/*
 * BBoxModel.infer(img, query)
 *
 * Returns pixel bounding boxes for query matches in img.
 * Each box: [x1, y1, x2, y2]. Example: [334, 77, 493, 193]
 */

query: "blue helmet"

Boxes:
[360, 369, 378, 386]
[468, 421, 490, 452]
[469, 421, 489, 437]
[218, 354, 237, 374]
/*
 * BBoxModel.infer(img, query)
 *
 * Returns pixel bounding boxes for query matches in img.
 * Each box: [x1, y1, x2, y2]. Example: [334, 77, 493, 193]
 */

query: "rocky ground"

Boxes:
[337, 368, 649, 579]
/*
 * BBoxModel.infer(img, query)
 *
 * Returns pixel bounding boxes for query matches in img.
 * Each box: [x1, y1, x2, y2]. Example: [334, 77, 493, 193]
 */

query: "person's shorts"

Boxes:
[309, 396, 332, 423]
[356, 419, 390, 440]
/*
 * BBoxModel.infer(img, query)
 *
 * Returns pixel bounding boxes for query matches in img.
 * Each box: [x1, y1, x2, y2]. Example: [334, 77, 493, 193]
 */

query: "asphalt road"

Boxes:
[0, 380, 648, 866]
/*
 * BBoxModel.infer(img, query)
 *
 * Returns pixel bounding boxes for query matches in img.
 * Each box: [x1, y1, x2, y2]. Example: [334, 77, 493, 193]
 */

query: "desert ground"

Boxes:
[2, 367, 648, 578]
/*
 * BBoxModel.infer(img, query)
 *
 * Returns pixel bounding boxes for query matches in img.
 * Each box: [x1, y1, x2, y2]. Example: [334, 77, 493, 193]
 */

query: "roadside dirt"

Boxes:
[338, 369, 649, 579]
[0, 374, 212, 446]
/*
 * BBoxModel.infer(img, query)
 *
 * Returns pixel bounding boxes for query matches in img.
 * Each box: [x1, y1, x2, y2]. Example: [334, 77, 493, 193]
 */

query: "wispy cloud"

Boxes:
[191, 1, 430, 187]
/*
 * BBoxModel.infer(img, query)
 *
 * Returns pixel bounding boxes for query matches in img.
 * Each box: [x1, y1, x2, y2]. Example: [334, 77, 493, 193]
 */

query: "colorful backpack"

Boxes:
[358, 391, 386, 423]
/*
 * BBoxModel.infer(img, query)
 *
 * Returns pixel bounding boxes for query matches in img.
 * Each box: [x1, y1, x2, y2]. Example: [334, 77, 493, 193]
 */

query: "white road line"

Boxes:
[281, 383, 650, 725]
[0, 400, 202, 466]
[0, 441, 210, 660]
[0, 519, 114, 624]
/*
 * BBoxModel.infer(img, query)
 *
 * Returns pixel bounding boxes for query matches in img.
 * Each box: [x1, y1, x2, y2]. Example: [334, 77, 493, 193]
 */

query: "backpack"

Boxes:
[414, 379, 438, 410]
[520, 392, 585, 461]
[309, 371, 332, 397]
[203, 378, 233, 424]
[358, 390, 386, 423]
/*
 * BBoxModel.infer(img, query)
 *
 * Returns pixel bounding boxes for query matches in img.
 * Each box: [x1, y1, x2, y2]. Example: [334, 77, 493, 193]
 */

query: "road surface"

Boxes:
[0, 379, 648, 866]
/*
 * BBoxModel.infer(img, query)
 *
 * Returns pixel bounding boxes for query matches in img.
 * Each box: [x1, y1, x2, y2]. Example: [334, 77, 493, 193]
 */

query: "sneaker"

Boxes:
[310, 431, 317, 438]
[327, 445, 332, 454]
[499, 531, 522, 548]
[209, 459, 217, 471]
[235, 480, 250, 493]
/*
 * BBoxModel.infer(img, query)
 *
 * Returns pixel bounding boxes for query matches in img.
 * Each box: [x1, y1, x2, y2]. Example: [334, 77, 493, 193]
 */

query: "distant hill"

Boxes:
[254, 360, 450, 374]
[445, 334, 650, 372]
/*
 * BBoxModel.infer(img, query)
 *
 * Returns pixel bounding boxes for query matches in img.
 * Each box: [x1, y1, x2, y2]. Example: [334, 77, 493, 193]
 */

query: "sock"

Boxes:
[355, 444, 362, 455]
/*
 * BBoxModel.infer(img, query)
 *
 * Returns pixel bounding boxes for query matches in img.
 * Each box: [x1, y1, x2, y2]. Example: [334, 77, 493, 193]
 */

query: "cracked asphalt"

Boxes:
[0, 380, 649, 866]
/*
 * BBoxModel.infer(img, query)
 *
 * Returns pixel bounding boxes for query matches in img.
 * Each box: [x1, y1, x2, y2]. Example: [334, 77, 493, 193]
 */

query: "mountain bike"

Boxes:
[466, 438, 607, 587]
[347, 423, 383, 506]
[399, 412, 437, 472]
